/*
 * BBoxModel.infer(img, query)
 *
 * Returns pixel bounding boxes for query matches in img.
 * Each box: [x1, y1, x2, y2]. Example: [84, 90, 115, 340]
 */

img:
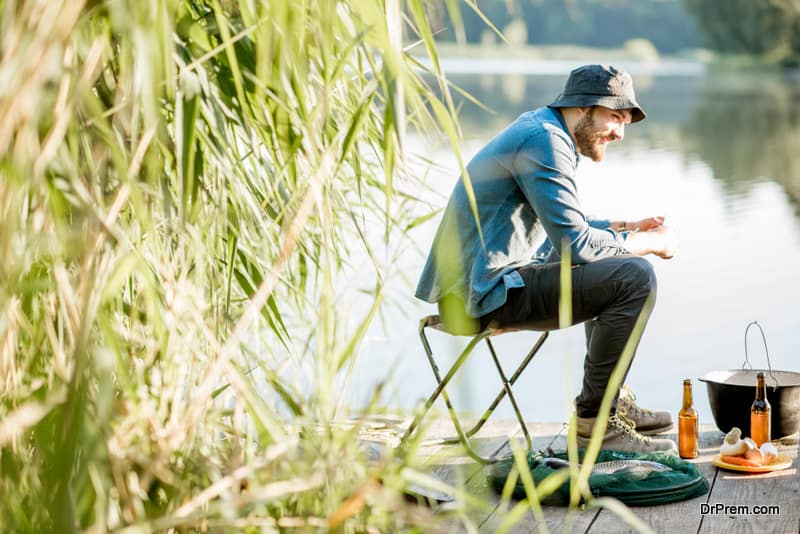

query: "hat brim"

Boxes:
[549, 94, 646, 123]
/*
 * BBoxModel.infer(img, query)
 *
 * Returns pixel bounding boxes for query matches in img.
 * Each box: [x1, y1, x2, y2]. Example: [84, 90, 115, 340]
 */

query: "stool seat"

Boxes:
[401, 314, 549, 464]
[423, 314, 526, 337]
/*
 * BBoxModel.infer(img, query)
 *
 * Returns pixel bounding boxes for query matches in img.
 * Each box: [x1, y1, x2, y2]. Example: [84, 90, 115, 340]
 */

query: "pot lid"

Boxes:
[699, 369, 800, 387]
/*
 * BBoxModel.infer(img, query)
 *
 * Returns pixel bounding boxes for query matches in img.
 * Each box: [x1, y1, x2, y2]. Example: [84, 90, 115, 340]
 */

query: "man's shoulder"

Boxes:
[473, 107, 575, 169]
[508, 107, 574, 159]
[510, 108, 571, 143]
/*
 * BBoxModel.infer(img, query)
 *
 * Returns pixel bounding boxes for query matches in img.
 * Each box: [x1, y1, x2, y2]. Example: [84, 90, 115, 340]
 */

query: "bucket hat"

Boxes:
[549, 64, 646, 123]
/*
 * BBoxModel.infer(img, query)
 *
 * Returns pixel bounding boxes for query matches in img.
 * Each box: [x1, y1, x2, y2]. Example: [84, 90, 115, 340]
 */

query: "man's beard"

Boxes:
[573, 109, 608, 162]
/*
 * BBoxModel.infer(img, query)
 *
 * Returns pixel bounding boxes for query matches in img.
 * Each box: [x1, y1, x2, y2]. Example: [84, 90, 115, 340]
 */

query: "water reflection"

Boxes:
[350, 66, 800, 426]
[680, 74, 800, 217]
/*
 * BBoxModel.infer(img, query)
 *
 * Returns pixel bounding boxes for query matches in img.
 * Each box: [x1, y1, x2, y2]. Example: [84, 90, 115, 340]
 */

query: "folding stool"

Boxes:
[402, 314, 549, 464]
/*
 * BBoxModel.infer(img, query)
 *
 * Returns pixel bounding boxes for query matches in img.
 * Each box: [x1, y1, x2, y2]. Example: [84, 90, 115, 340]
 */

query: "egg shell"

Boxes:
[745, 448, 764, 465]
[760, 442, 779, 465]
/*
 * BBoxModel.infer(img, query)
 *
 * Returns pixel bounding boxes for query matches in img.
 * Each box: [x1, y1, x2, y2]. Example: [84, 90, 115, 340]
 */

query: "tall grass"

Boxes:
[0, 0, 472, 531]
[1, 1, 664, 531]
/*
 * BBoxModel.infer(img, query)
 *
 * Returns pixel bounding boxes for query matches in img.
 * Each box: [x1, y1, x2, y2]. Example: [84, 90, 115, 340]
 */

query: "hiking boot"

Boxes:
[575, 413, 677, 454]
[616, 385, 674, 435]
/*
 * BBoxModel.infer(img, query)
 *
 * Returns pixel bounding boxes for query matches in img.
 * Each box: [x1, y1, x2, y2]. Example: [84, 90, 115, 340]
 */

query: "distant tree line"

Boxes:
[426, 0, 701, 53]
[682, 0, 800, 64]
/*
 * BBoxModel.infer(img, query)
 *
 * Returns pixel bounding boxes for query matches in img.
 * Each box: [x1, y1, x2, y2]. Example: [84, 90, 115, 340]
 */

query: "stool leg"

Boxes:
[402, 325, 487, 443]
[485, 337, 532, 451]
[404, 326, 507, 464]
[403, 323, 548, 464]
[461, 331, 549, 440]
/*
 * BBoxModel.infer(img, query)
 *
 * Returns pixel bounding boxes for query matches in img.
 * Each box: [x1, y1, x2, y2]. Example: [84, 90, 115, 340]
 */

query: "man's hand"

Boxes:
[632, 216, 665, 232]
[624, 225, 677, 259]
[611, 216, 664, 233]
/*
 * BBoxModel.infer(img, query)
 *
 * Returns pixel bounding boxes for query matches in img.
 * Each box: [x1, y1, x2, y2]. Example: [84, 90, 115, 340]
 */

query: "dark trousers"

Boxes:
[476, 256, 657, 418]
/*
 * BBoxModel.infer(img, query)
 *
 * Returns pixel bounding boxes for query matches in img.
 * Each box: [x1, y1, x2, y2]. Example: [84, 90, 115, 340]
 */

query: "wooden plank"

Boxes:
[412, 419, 800, 533]
[496, 507, 601, 534]
[478, 423, 601, 534]
[415, 419, 520, 532]
[425, 418, 519, 488]
[411, 419, 582, 532]
[447, 423, 523, 532]
[587, 425, 722, 533]
[417, 417, 519, 481]
[698, 433, 799, 534]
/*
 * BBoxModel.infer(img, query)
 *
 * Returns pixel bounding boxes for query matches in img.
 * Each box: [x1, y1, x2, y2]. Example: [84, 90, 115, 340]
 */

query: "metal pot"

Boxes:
[699, 322, 800, 438]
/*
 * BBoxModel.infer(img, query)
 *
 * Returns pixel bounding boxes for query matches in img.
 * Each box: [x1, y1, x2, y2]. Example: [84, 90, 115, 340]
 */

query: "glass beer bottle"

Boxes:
[678, 379, 699, 459]
[751, 372, 771, 446]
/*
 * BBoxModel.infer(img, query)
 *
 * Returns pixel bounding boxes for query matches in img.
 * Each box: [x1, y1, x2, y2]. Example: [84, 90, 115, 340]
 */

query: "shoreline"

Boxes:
[411, 55, 707, 76]
[409, 42, 790, 76]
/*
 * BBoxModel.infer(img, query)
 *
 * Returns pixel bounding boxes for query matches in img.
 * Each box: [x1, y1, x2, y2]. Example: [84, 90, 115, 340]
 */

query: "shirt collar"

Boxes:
[546, 106, 580, 161]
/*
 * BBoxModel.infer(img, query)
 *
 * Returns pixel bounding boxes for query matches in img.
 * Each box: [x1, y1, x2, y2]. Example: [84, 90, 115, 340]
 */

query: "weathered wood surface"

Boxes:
[586, 427, 723, 534]
[413, 420, 800, 533]
[697, 433, 799, 534]
[415, 420, 599, 533]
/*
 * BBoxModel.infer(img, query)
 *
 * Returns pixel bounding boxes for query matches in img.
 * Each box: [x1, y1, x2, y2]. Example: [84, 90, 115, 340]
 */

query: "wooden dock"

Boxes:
[407, 419, 799, 533]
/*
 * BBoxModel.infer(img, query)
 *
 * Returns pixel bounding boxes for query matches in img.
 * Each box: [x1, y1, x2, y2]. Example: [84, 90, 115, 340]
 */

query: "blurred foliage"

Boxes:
[682, 0, 800, 64]
[0, 0, 474, 531]
[426, 0, 701, 53]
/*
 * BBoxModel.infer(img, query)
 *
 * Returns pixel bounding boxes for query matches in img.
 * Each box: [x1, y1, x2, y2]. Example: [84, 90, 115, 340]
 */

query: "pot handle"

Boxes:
[742, 321, 779, 390]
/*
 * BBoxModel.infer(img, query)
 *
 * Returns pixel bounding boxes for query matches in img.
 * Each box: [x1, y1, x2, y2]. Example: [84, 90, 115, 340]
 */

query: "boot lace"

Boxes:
[618, 385, 653, 417]
[608, 413, 651, 445]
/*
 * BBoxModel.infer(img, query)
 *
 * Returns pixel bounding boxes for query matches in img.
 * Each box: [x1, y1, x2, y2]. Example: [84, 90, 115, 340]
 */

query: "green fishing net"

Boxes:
[488, 449, 709, 506]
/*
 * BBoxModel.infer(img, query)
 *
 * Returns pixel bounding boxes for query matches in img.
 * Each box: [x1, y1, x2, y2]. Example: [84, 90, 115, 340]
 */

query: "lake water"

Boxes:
[349, 61, 800, 430]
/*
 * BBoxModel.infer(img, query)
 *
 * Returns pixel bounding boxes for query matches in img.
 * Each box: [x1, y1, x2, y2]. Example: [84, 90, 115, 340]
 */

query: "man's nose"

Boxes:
[611, 123, 625, 141]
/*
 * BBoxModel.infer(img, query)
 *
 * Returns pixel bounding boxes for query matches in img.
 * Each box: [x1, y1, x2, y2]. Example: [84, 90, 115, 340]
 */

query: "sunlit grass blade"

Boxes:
[508, 438, 549, 534]
[0, 0, 487, 531]
[568, 292, 656, 507]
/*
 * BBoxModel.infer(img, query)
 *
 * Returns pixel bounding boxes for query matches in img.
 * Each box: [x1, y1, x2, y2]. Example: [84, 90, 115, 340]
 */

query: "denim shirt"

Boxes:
[415, 106, 629, 318]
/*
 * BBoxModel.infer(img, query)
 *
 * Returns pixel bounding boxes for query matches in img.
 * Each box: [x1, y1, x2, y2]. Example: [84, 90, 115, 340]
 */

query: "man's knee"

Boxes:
[618, 256, 657, 296]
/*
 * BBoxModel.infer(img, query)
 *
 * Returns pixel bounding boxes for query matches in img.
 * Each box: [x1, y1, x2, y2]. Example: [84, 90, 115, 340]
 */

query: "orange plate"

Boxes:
[712, 454, 793, 473]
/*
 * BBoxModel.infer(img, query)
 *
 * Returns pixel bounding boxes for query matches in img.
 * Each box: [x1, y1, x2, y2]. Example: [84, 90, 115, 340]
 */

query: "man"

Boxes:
[415, 64, 677, 453]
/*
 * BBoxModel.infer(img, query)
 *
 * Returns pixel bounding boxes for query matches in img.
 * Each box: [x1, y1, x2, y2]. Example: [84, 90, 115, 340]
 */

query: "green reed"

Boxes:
[0, 0, 476, 531]
[0, 1, 656, 531]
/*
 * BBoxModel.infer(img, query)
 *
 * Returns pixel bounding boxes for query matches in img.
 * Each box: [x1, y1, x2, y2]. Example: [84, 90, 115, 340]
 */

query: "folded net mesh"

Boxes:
[488, 448, 709, 506]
